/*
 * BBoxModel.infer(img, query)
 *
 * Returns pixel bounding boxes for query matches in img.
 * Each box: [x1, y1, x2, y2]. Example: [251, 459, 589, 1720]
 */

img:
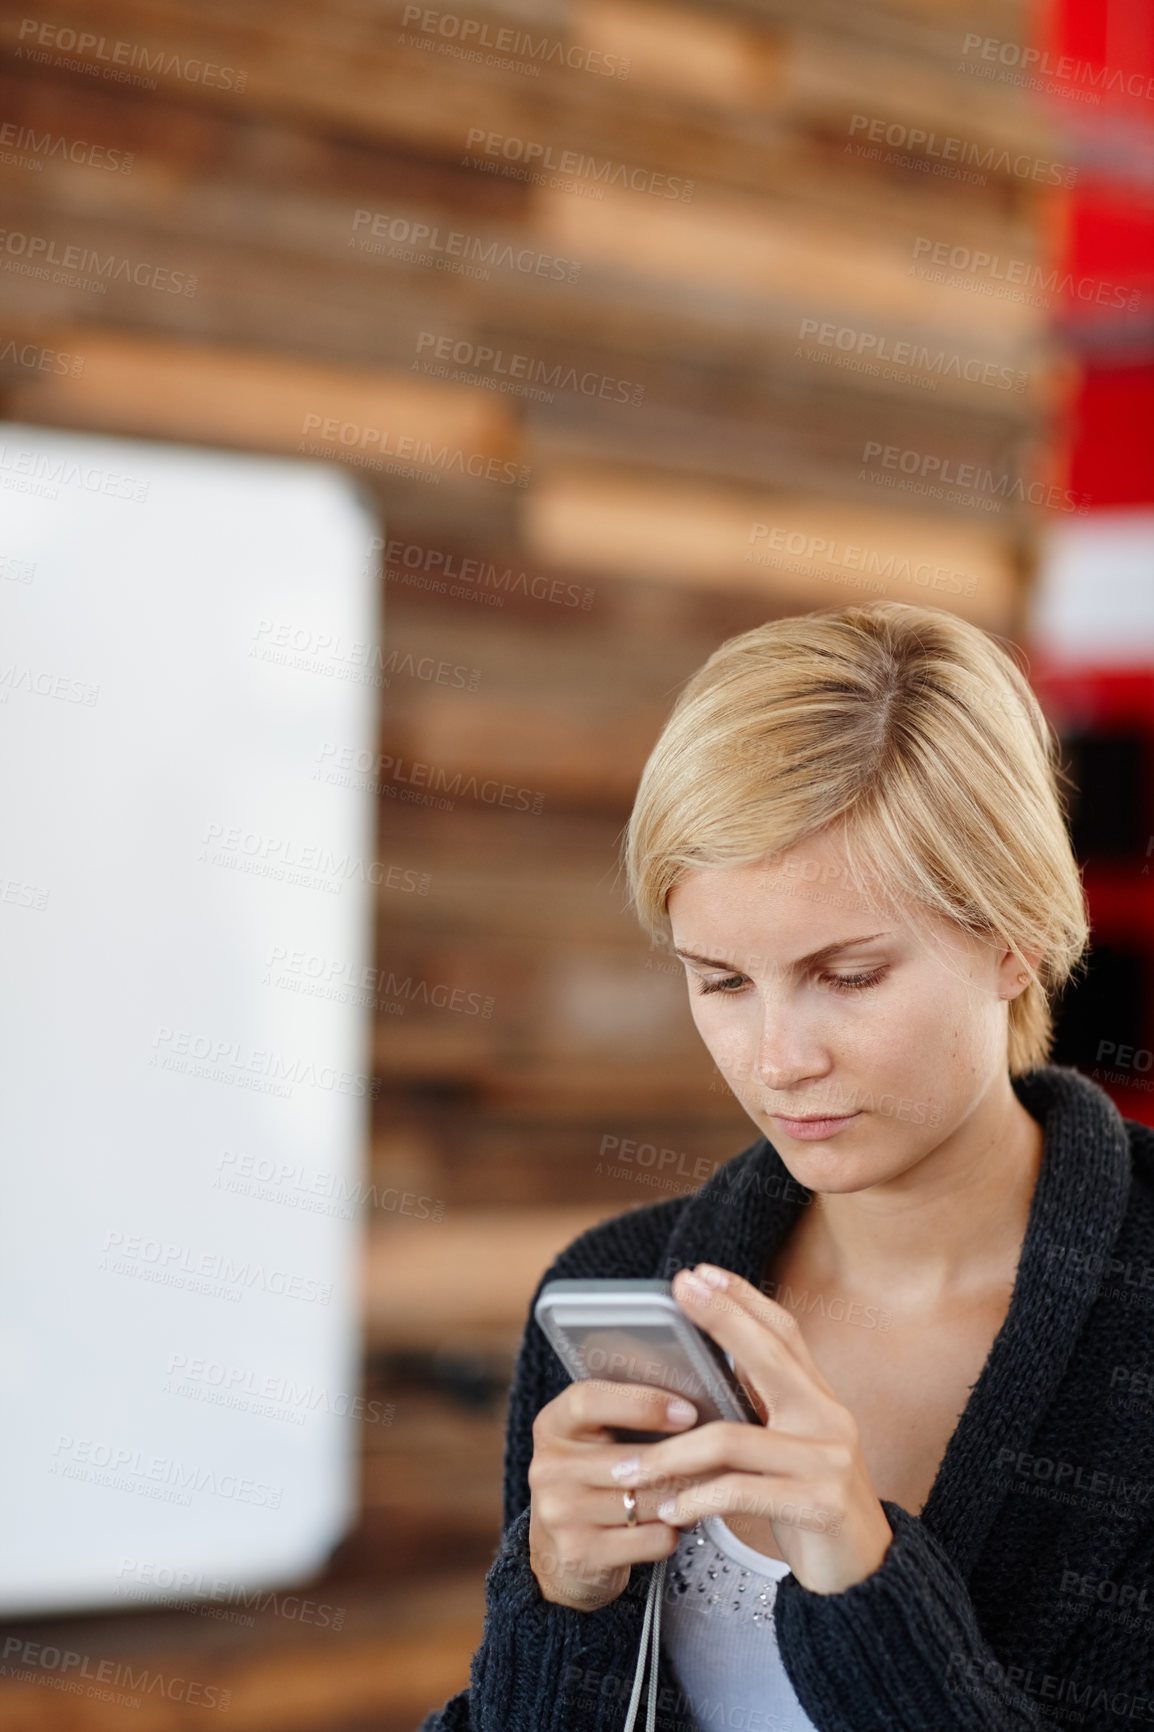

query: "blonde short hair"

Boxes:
[621, 601, 1089, 1075]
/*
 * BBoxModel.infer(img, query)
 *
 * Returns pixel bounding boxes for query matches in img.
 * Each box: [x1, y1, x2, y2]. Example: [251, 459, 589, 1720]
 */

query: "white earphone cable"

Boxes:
[622, 1556, 667, 1732]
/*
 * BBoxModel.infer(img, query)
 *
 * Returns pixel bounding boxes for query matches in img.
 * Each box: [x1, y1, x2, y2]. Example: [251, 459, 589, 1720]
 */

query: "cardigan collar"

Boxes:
[650, 1063, 1133, 1580]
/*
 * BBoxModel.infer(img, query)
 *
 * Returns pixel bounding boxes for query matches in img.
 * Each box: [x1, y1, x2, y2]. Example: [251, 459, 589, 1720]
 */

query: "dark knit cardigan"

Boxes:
[419, 1065, 1154, 1730]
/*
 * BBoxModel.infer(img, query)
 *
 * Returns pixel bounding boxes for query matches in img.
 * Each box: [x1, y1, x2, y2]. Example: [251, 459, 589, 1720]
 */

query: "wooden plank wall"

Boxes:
[0, 0, 1070, 1723]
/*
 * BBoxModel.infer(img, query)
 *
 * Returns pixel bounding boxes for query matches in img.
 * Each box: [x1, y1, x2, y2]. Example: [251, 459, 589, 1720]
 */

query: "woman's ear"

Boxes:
[997, 947, 1044, 1001]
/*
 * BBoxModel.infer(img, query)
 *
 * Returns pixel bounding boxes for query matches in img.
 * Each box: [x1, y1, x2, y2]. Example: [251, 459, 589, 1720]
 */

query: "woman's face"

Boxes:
[665, 828, 1029, 1195]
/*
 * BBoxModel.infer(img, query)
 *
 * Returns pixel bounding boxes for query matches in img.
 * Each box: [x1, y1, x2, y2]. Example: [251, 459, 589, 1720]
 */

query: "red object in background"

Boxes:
[1042, 0, 1154, 506]
[1048, 0, 1154, 110]
[1062, 187, 1154, 506]
[1069, 367, 1154, 505]
[1025, 0, 1154, 1124]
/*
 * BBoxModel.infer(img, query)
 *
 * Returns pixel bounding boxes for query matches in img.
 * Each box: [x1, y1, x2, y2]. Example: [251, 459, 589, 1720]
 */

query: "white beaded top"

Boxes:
[660, 1517, 819, 1730]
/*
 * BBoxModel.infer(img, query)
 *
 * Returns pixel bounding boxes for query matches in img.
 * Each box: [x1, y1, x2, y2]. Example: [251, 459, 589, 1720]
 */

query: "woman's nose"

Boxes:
[751, 1012, 823, 1091]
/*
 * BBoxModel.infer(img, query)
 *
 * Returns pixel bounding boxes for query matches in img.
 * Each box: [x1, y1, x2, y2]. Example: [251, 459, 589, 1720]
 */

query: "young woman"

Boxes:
[420, 601, 1154, 1731]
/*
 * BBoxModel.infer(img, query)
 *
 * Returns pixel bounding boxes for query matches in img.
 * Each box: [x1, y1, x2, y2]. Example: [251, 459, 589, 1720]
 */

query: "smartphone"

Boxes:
[534, 1278, 759, 1443]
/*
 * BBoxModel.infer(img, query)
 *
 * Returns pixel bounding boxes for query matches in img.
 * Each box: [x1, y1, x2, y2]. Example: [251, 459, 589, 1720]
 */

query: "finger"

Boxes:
[691, 1265, 834, 1388]
[655, 1471, 837, 1535]
[533, 1435, 714, 1527]
[533, 1520, 680, 1594]
[604, 1422, 818, 1491]
[541, 1378, 698, 1442]
[593, 1520, 683, 1568]
[533, 1461, 704, 1532]
[671, 1269, 836, 1411]
[591, 1474, 709, 1528]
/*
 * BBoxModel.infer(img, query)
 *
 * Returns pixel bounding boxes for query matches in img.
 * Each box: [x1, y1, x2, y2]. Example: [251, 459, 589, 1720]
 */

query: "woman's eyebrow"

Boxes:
[672, 933, 892, 972]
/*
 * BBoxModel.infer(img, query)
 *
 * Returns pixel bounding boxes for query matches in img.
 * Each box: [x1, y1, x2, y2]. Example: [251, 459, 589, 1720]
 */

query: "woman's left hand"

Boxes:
[610, 1264, 894, 1595]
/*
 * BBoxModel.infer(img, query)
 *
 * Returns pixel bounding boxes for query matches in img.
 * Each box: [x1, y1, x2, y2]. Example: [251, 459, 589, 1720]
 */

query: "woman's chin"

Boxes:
[778, 1138, 927, 1199]
[762, 1117, 899, 1187]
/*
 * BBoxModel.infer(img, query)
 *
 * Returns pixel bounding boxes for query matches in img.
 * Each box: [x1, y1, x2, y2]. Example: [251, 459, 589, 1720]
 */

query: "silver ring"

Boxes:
[622, 1488, 639, 1527]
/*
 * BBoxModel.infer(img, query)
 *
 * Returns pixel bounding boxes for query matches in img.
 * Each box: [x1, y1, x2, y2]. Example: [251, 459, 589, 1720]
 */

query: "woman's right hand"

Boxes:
[527, 1379, 700, 1611]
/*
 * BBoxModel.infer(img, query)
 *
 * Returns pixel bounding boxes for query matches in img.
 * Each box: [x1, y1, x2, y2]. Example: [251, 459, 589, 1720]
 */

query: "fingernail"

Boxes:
[666, 1398, 696, 1425]
[610, 1456, 641, 1481]
[696, 1264, 729, 1289]
[678, 1271, 711, 1300]
[657, 1500, 677, 1520]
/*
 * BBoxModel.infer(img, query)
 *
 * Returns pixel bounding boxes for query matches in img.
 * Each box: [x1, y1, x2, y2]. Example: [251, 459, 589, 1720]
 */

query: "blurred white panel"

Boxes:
[0, 424, 380, 1613]
[1032, 507, 1154, 659]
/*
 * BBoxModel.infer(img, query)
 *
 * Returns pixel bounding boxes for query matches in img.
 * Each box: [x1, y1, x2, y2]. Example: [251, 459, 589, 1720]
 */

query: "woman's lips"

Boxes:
[770, 1111, 862, 1140]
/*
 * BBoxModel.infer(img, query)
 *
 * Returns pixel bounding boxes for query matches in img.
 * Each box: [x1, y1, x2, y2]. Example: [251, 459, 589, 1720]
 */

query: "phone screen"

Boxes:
[562, 1322, 735, 1442]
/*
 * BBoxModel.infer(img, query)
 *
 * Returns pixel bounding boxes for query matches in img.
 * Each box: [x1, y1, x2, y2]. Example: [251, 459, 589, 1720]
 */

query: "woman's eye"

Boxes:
[695, 974, 745, 996]
[694, 966, 888, 997]
[821, 967, 886, 993]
